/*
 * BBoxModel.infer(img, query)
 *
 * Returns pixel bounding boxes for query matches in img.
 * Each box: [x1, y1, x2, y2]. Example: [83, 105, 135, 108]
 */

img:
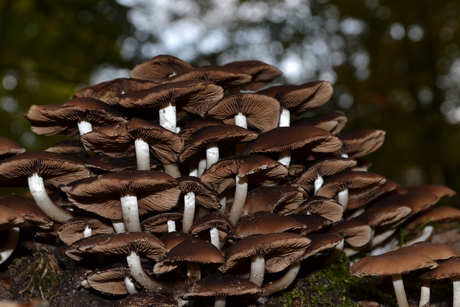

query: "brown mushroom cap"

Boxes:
[86, 267, 133, 295]
[153, 237, 224, 275]
[261, 81, 333, 117]
[351, 251, 438, 277]
[141, 212, 184, 233]
[419, 257, 460, 280]
[73, 78, 159, 102]
[182, 272, 263, 299]
[395, 241, 460, 261]
[200, 155, 288, 194]
[242, 185, 306, 216]
[62, 170, 180, 220]
[0, 205, 25, 230]
[0, 151, 91, 188]
[0, 137, 26, 160]
[405, 206, 460, 230]
[224, 233, 311, 273]
[228, 212, 305, 241]
[57, 217, 114, 245]
[241, 126, 342, 159]
[329, 220, 373, 248]
[180, 124, 259, 163]
[224, 60, 282, 91]
[164, 65, 252, 90]
[293, 112, 348, 135]
[107, 80, 224, 118]
[130, 54, 195, 82]
[65, 232, 167, 262]
[24, 97, 128, 137]
[339, 129, 386, 158]
[296, 196, 344, 223]
[189, 213, 232, 241]
[0, 195, 53, 229]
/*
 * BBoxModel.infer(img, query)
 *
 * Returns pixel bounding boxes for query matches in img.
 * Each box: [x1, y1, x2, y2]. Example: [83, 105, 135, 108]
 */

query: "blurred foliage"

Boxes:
[0, 0, 134, 149]
[1, 0, 460, 197]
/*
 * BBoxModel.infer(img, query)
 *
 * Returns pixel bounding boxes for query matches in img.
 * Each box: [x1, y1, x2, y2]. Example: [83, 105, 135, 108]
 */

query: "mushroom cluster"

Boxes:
[0, 54, 458, 306]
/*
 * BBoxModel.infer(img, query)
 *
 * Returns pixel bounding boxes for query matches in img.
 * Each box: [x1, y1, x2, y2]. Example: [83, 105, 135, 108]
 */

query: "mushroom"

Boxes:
[224, 233, 310, 287]
[258, 81, 333, 127]
[189, 213, 232, 249]
[207, 93, 281, 133]
[62, 170, 180, 232]
[0, 151, 91, 223]
[85, 267, 138, 295]
[130, 54, 195, 82]
[419, 256, 460, 307]
[241, 125, 342, 167]
[66, 232, 169, 292]
[224, 60, 282, 91]
[350, 251, 438, 307]
[181, 272, 263, 307]
[0, 205, 25, 265]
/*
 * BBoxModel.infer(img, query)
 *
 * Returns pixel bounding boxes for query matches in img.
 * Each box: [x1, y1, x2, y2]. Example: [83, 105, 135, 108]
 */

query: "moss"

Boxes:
[268, 253, 397, 306]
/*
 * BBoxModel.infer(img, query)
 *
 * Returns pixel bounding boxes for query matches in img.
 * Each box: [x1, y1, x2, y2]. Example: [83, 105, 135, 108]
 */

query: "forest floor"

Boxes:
[1, 226, 459, 307]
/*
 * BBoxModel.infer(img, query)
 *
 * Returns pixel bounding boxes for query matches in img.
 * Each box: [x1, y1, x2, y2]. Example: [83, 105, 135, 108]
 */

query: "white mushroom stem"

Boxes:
[278, 150, 292, 167]
[134, 138, 151, 170]
[163, 163, 182, 178]
[218, 194, 227, 215]
[262, 261, 301, 295]
[120, 192, 141, 232]
[28, 172, 74, 223]
[214, 297, 227, 307]
[419, 279, 431, 307]
[77, 120, 94, 155]
[314, 175, 324, 195]
[83, 225, 92, 238]
[391, 274, 409, 307]
[403, 225, 434, 247]
[324, 239, 345, 265]
[159, 102, 177, 133]
[124, 276, 138, 295]
[206, 142, 219, 169]
[77, 120, 93, 135]
[126, 250, 164, 291]
[210, 227, 220, 249]
[197, 157, 207, 177]
[234, 112, 248, 129]
[279, 108, 290, 127]
[112, 220, 126, 233]
[228, 175, 248, 225]
[182, 191, 196, 233]
[338, 188, 349, 210]
[167, 220, 176, 232]
[0, 227, 20, 265]
[454, 277, 460, 307]
[249, 255, 265, 286]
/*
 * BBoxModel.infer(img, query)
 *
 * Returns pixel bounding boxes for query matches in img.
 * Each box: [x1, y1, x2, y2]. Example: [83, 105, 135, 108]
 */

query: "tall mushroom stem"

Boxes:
[338, 188, 349, 210]
[234, 112, 248, 129]
[314, 175, 324, 195]
[262, 261, 301, 295]
[206, 142, 219, 169]
[126, 250, 164, 291]
[120, 192, 141, 232]
[159, 102, 177, 133]
[28, 172, 74, 223]
[278, 108, 290, 127]
[77, 120, 94, 155]
[249, 255, 265, 286]
[134, 138, 151, 170]
[453, 278, 460, 307]
[182, 191, 196, 233]
[228, 175, 248, 225]
[392, 274, 409, 307]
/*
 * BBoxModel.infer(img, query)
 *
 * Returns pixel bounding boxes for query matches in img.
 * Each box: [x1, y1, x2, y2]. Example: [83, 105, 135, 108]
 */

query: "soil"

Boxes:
[1, 225, 459, 307]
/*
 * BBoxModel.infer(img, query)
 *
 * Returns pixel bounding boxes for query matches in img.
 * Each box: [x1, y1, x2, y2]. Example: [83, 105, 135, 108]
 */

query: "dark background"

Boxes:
[1, 0, 460, 198]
